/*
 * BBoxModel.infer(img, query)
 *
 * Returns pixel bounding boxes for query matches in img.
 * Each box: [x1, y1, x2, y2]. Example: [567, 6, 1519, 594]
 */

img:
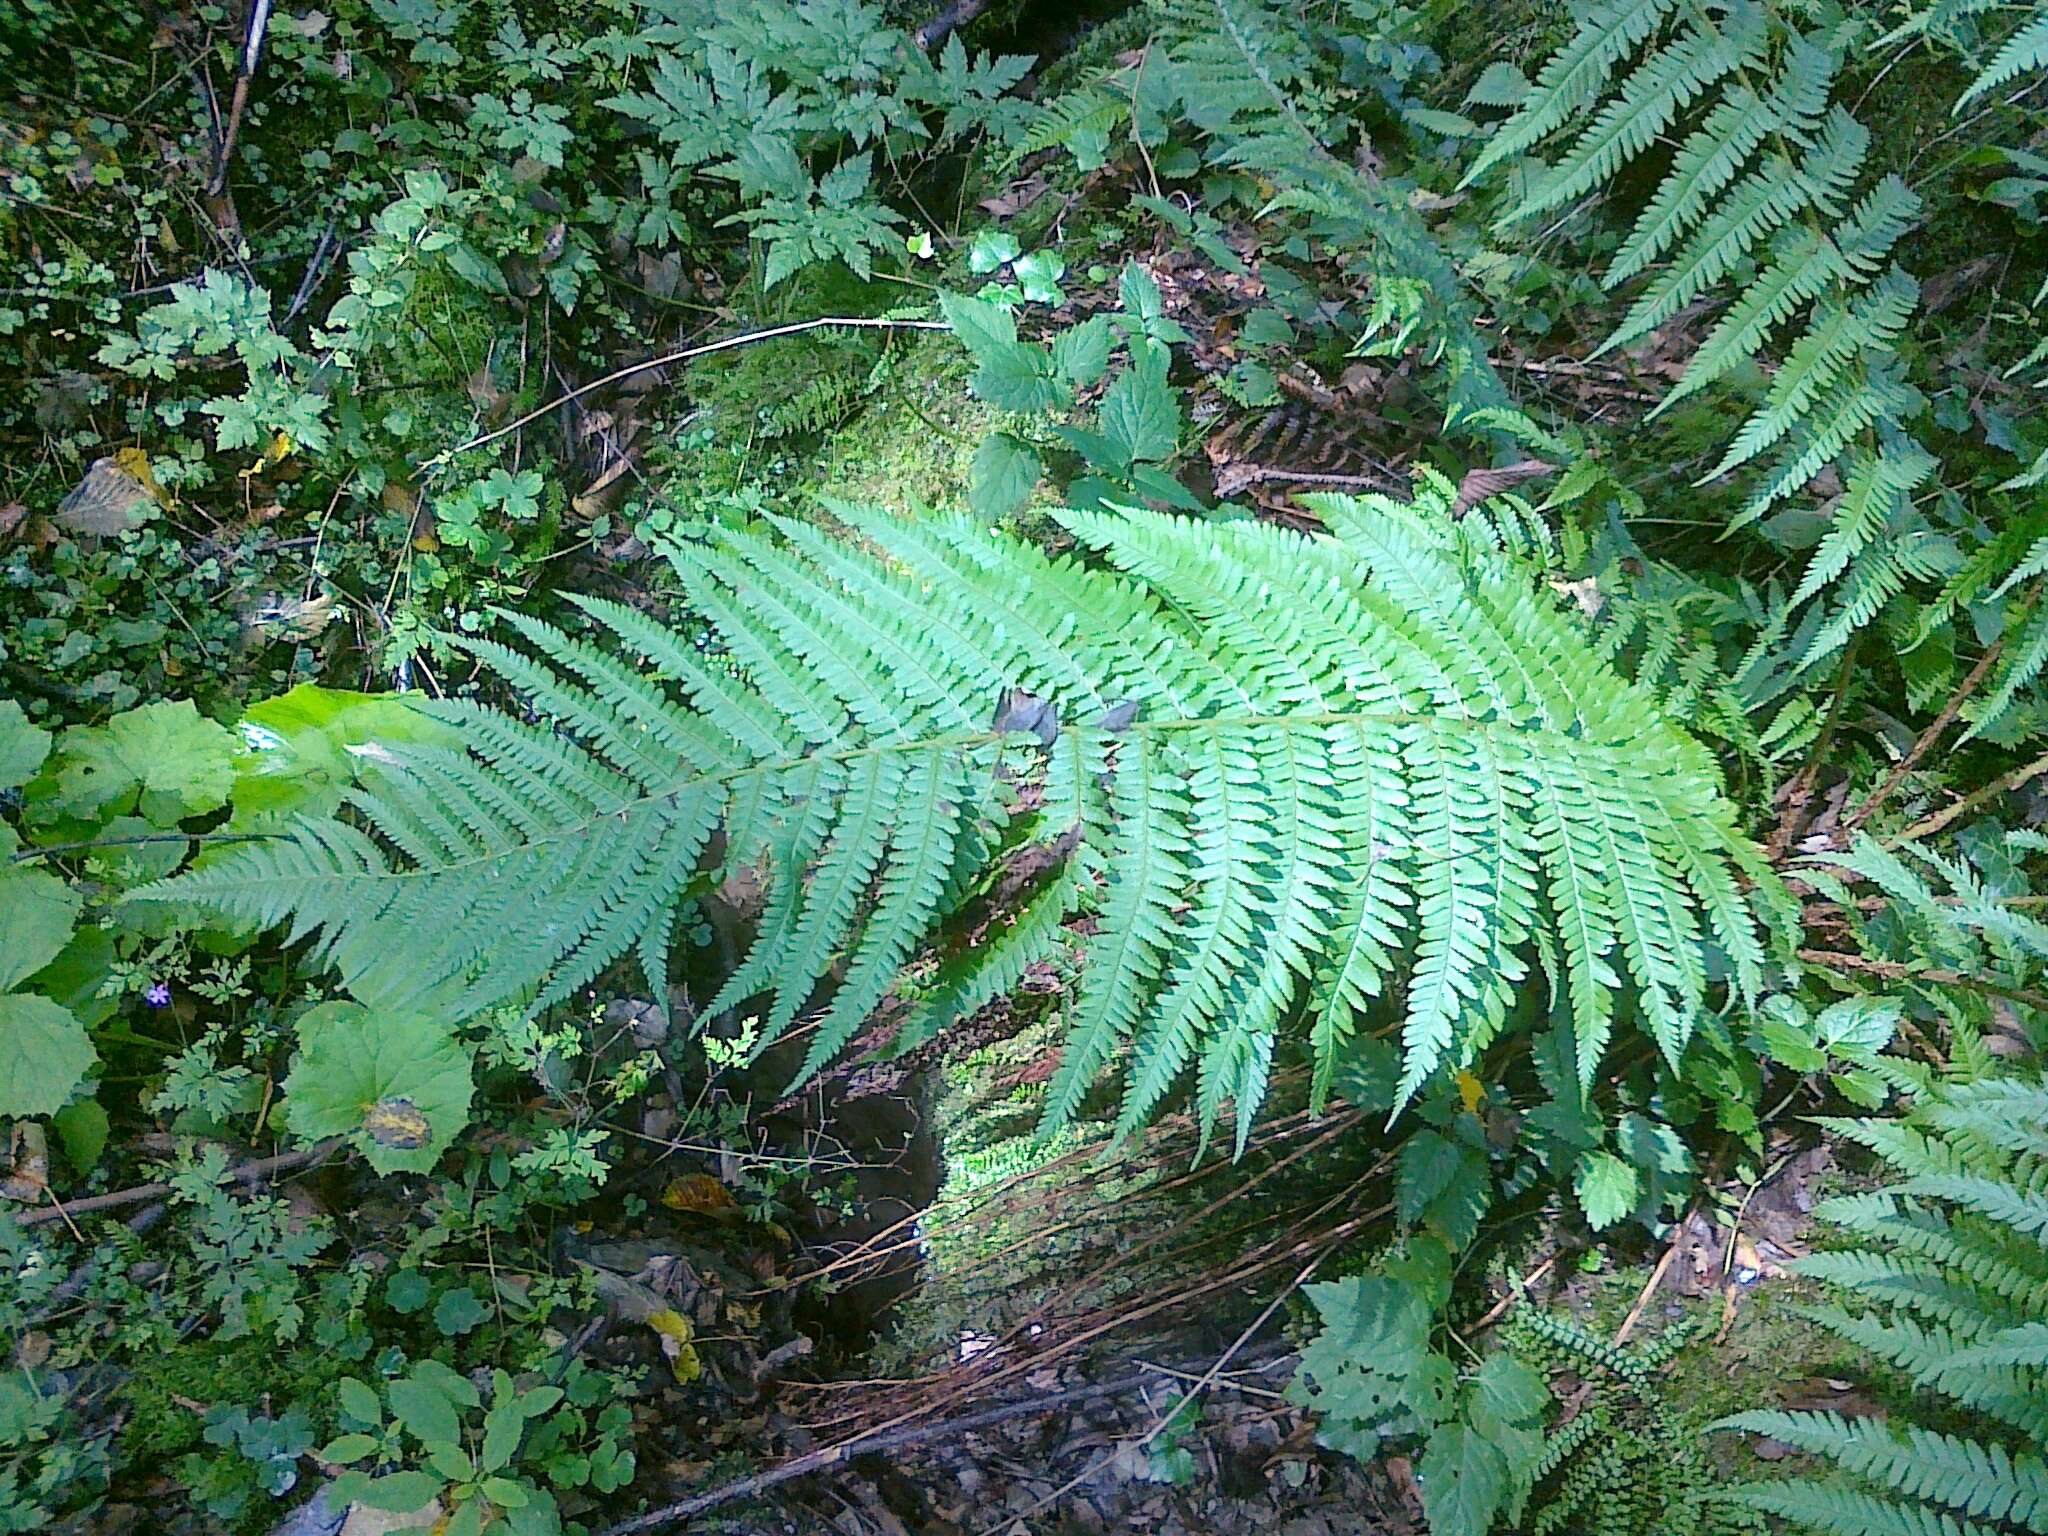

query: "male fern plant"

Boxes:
[147, 482, 1786, 1150]
[1465, 1, 1940, 664]
[1712, 1069, 2048, 1534]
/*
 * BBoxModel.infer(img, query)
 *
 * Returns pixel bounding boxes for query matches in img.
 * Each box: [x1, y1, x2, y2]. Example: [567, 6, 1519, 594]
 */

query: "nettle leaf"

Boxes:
[0, 869, 80, 989]
[1098, 343, 1180, 468]
[939, 291, 1069, 412]
[1419, 1421, 1511, 1536]
[1050, 316, 1114, 387]
[53, 700, 236, 827]
[1574, 1149, 1641, 1231]
[0, 701, 52, 791]
[0, 994, 96, 1118]
[283, 1003, 473, 1174]
[970, 433, 1042, 522]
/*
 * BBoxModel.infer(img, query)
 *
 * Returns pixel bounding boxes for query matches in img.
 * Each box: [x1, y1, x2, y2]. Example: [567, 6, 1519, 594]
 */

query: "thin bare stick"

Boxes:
[423, 317, 950, 471]
[1614, 1228, 1687, 1345]
[1887, 749, 2048, 850]
[14, 1138, 345, 1227]
[1845, 627, 2012, 836]
[597, 1370, 1186, 1536]
[1471, 1256, 1557, 1331]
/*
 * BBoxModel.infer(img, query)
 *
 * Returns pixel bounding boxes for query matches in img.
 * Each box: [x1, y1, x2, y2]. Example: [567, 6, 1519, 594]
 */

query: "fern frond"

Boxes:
[1955, 10, 2048, 108]
[1713, 1410, 2048, 1531]
[1721, 1073, 2048, 1527]
[1470, 5, 1939, 649]
[148, 490, 1775, 1146]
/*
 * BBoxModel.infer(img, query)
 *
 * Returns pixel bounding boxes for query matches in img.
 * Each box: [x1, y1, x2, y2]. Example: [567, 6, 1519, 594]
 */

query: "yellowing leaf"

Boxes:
[647, 1308, 702, 1381]
[1455, 1070, 1486, 1115]
[659, 1173, 737, 1217]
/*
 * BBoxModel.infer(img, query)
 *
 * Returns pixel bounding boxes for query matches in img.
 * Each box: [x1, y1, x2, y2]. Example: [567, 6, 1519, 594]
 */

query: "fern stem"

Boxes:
[424, 316, 952, 470]
[1888, 748, 2048, 849]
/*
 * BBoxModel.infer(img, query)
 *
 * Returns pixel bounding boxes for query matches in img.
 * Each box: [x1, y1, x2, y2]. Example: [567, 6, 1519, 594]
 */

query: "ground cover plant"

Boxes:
[2, 1, 2046, 1533]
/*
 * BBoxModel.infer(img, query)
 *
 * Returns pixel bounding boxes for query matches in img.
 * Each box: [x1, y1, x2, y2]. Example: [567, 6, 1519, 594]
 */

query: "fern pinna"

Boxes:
[1466, 1, 1939, 664]
[148, 484, 1782, 1149]
[1713, 1071, 2048, 1534]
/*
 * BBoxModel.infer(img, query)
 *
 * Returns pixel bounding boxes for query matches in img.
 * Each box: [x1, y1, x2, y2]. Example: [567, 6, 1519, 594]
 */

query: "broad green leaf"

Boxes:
[0, 701, 51, 791]
[388, 1366, 471, 1449]
[318, 1433, 380, 1464]
[1813, 996, 1900, 1056]
[1574, 1149, 1641, 1231]
[387, 1268, 432, 1313]
[940, 291, 1068, 412]
[482, 1400, 525, 1475]
[357, 1470, 444, 1512]
[28, 927, 117, 1028]
[480, 1476, 530, 1508]
[52, 1097, 110, 1173]
[53, 700, 236, 826]
[1013, 249, 1065, 304]
[1470, 1353, 1548, 1427]
[0, 869, 80, 988]
[1419, 1421, 1509, 1536]
[434, 1286, 487, 1336]
[967, 230, 1020, 274]
[283, 1002, 474, 1174]
[232, 686, 462, 827]
[337, 1377, 383, 1425]
[970, 434, 1042, 522]
[1050, 316, 1113, 386]
[0, 994, 95, 1117]
[1098, 345, 1180, 468]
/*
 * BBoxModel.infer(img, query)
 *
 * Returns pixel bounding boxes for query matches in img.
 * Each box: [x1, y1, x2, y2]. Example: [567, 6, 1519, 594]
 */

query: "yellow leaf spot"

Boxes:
[1455, 1070, 1485, 1116]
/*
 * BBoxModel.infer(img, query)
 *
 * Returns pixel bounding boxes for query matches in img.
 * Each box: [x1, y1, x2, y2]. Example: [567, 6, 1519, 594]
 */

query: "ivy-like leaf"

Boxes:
[0, 869, 80, 989]
[53, 700, 236, 827]
[283, 1003, 474, 1174]
[0, 701, 51, 791]
[0, 994, 96, 1118]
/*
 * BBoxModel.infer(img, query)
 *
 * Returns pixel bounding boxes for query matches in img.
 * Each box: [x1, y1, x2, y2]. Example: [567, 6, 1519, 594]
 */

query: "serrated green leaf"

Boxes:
[53, 699, 236, 827]
[1098, 346, 1180, 468]
[0, 701, 51, 791]
[357, 1470, 444, 1513]
[1574, 1149, 1640, 1231]
[0, 995, 95, 1117]
[1470, 1353, 1548, 1426]
[1051, 316, 1113, 386]
[940, 291, 1070, 412]
[970, 434, 1042, 522]
[0, 869, 80, 989]
[283, 1003, 473, 1174]
[1419, 1420, 1509, 1536]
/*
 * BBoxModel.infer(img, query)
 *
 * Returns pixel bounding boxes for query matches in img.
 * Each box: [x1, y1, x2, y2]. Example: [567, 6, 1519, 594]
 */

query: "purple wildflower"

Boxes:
[144, 982, 172, 1008]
